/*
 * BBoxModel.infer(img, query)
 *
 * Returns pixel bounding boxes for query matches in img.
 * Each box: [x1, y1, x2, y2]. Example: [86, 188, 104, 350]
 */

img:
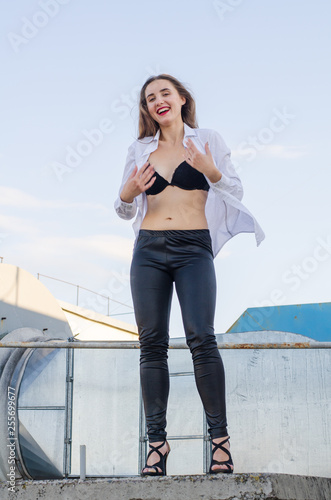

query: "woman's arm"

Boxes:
[184, 131, 243, 201]
[114, 144, 137, 220]
[114, 143, 156, 220]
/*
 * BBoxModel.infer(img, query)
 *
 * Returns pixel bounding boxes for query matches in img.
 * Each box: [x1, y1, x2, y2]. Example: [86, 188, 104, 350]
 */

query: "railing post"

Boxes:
[64, 342, 74, 477]
[80, 445, 86, 480]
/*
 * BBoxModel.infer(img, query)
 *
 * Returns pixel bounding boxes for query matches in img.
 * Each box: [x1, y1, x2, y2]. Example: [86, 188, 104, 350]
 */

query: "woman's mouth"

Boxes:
[157, 107, 170, 116]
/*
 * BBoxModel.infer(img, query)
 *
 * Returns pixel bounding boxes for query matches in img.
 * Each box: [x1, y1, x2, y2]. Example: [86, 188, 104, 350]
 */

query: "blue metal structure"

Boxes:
[226, 302, 331, 341]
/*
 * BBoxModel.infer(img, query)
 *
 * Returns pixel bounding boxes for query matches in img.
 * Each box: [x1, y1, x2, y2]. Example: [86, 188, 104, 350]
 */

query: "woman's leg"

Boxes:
[173, 238, 233, 471]
[173, 244, 228, 440]
[130, 235, 173, 444]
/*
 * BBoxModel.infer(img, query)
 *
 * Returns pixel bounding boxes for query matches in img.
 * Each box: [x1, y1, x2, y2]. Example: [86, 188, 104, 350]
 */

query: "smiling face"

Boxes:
[145, 79, 186, 126]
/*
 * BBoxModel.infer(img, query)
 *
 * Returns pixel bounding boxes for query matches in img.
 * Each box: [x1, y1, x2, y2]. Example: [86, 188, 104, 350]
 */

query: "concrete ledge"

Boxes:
[1, 473, 331, 500]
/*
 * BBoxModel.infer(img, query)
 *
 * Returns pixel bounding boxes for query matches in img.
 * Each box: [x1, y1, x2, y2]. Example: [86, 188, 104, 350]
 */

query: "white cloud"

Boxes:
[13, 233, 134, 263]
[232, 144, 309, 161]
[0, 186, 109, 212]
[44, 234, 134, 261]
[0, 214, 39, 236]
[262, 145, 309, 159]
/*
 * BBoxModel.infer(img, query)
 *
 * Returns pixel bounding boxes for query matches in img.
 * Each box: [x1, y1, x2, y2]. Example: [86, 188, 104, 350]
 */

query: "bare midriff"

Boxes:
[141, 186, 208, 230]
[140, 145, 209, 230]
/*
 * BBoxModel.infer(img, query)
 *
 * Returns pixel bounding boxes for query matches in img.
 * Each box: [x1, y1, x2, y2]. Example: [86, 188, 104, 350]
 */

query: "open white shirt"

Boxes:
[114, 123, 265, 258]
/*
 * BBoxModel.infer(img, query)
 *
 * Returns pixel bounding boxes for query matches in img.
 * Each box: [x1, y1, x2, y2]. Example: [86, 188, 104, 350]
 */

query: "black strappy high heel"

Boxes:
[141, 440, 170, 477]
[209, 436, 234, 474]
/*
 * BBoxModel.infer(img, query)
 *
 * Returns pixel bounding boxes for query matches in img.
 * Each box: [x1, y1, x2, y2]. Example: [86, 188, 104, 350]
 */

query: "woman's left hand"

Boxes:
[184, 139, 222, 183]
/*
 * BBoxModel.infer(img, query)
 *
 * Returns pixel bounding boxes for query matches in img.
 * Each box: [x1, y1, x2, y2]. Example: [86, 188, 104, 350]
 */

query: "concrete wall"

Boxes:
[1, 473, 331, 500]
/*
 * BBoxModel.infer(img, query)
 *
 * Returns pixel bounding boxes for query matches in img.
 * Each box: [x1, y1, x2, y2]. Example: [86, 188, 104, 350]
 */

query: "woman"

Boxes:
[115, 74, 264, 476]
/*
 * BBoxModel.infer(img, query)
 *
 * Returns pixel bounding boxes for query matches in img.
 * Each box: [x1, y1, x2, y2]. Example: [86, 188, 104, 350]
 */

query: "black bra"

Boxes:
[145, 161, 210, 196]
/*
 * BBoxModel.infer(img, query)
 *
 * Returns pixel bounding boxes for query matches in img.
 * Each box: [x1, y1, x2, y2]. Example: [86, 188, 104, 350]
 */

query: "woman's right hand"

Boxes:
[120, 162, 156, 203]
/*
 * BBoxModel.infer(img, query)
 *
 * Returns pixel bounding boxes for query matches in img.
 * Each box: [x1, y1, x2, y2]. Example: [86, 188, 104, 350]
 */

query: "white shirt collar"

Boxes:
[140, 122, 197, 158]
[152, 122, 197, 142]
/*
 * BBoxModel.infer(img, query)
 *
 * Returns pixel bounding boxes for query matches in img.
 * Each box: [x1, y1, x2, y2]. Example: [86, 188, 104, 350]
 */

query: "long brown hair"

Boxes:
[138, 74, 198, 140]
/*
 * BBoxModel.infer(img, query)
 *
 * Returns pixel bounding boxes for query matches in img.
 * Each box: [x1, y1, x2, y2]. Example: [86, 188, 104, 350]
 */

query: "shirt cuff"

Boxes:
[210, 174, 233, 191]
[210, 174, 229, 190]
[119, 198, 135, 209]
[114, 197, 137, 219]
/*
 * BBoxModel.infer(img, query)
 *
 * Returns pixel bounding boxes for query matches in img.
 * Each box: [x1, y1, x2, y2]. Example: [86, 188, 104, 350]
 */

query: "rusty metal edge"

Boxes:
[0, 341, 330, 349]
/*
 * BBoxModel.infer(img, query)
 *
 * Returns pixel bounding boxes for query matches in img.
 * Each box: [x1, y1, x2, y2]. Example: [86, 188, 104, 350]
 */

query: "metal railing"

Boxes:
[2, 338, 330, 478]
[36, 273, 134, 317]
[0, 340, 330, 349]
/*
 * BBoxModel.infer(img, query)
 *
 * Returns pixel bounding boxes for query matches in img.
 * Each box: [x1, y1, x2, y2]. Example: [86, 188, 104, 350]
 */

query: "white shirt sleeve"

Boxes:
[208, 130, 244, 201]
[114, 142, 138, 220]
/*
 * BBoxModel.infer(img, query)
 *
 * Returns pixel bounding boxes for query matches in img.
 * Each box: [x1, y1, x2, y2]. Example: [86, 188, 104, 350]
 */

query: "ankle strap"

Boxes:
[211, 436, 230, 449]
[148, 440, 167, 451]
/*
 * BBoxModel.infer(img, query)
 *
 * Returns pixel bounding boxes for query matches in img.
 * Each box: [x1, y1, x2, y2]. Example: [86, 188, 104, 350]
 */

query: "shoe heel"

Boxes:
[164, 449, 170, 476]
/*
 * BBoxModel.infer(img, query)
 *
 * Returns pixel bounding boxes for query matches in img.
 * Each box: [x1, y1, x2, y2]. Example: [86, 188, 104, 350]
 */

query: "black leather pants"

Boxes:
[130, 229, 228, 443]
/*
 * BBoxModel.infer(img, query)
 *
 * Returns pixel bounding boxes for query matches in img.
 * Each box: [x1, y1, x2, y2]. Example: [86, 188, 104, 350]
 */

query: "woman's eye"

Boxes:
[147, 93, 169, 103]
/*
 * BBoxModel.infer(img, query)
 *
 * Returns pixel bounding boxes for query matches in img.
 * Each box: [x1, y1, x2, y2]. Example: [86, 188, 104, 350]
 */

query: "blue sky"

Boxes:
[1, 0, 330, 335]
